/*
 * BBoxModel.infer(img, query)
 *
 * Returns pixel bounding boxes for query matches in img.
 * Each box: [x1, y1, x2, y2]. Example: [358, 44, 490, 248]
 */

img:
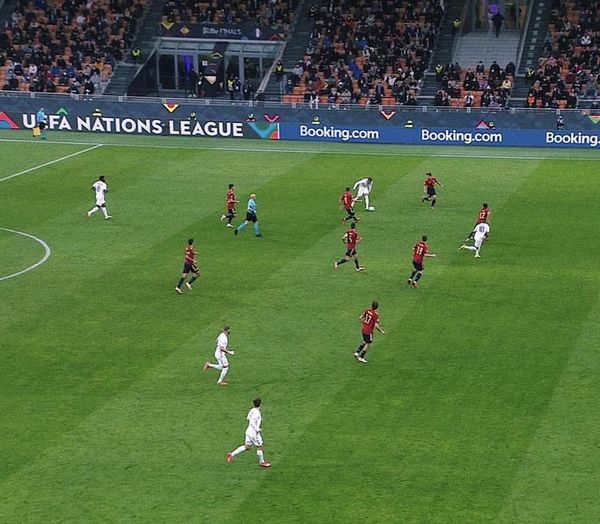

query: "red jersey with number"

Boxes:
[424, 176, 438, 188]
[361, 308, 379, 335]
[341, 191, 354, 210]
[345, 229, 359, 249]
[226, 189, 236, 210]
[476, 207, 490, 224]
[413, 241, 429, 263]
[185, 245, 195, 264]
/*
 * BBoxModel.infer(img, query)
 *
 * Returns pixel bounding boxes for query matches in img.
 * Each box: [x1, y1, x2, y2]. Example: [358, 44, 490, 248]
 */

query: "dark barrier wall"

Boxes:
[1, 95, 600, 148]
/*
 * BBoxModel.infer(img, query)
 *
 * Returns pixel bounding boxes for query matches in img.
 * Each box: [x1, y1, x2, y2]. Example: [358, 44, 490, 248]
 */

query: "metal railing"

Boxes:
[516, 0, 536, 73]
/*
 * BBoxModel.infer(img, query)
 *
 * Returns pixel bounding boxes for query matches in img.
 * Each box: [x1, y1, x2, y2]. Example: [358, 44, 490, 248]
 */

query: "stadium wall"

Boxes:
[1, 95, 600, 148]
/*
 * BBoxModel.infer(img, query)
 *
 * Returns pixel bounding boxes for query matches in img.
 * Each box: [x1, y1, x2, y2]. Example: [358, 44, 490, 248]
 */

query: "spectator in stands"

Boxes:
[476, 61, 485, 74]
[492, 11, 504, 37]
[243, 79, 254, 101]
[275, 60, 284, 82]
[464, 91, 475, 107]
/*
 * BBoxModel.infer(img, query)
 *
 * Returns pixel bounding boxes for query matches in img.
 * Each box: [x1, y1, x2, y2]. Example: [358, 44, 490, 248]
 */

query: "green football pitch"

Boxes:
[1, 130, 599, 522]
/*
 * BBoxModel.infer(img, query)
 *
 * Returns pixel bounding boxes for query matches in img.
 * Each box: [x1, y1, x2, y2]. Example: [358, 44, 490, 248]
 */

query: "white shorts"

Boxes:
[474, 236, 485, 249]
[95, 197, 105, 206]
[356, 188, 370, 198]
[214, 349, 228, 368]
[245, 431, 263, 447]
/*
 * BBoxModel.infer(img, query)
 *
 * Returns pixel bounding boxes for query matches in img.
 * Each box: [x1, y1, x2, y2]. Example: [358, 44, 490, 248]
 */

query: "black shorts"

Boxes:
[183, 263, 198, 274]
[345, 248, 357, 257]
[413, 260, 423, 271]
[246, 212, 257, 223]
[426, 186, 436, 196]
[345, 207, 355, 216]
[362, 332, 373, 344]
[38, 122, 46, 130]
[227, 207, 236, 215]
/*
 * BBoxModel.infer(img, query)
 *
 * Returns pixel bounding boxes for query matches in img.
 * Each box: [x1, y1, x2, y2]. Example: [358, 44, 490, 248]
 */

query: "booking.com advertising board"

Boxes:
[1, 95, 600, 148]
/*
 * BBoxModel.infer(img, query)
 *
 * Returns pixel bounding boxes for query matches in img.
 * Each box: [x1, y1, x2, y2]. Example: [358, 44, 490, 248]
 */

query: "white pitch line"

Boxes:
[0, 143, 103, 182]
[0, 227, 52, 281]
[0, 137, 599, 161]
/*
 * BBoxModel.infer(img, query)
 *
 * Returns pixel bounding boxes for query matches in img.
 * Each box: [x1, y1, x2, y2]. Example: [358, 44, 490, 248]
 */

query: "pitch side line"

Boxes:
[0, 137, 598, 161]
[0, 228, 52, 281]
[0, 144, 103, 182]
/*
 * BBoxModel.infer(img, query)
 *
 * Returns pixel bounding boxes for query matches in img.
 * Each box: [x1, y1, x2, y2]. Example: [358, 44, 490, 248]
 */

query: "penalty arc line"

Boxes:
[0, 144, 100, 280]
[0, 228, 52, 281]
[0, 143, 103, 183]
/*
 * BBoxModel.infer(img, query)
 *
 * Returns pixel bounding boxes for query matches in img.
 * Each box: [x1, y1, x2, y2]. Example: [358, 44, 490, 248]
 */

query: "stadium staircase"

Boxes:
[0, 0, 16, 24]
[454, 31, 521, 70]
[420, 0, 472, 100]
[104, 0, 167, 96]
[261, 0, 323, 100]
[510, 0, 554, 99]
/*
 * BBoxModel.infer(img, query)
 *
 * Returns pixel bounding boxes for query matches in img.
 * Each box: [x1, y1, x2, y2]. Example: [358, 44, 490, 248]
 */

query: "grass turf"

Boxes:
[1, 130, 599, 522]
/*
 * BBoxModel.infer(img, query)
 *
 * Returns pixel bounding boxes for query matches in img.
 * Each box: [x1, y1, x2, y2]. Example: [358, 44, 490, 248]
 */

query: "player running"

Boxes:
[421, 172, 443, 208]
[460, 222, 490, 258]
[407, 235, 437, 288]
[86, 175, 112, 220]
[466, 203, 491, 240]
[204, 326, 234, 385]
[175, 238, 200, 294]
[334, 222, 365, 272]
[221, 183, 239, 228]
[226, 398, 272, 468]
[340, 186, 360, 224]
[234, 193, 261, 237]
[353, 177, 374, 211]
[353, 301, 385, 363]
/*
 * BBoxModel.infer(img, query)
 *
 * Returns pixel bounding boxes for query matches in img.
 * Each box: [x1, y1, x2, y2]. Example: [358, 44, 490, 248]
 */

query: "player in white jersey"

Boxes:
[203, 326, 234, 385]
[459, 222, 490, 258]
[86, 176, 112, 220]
[226, 398, 271, 468]
[353, 177, 374, 210]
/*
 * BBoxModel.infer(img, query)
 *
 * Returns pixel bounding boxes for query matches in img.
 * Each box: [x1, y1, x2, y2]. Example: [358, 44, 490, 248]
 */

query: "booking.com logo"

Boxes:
[546, 131, 599, 147]
[421, 129, 503, 145]
[299, 125, 379, 141]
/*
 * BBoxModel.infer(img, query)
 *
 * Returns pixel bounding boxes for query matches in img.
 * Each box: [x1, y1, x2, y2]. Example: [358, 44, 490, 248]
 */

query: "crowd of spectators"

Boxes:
[162, 0, 296, 36]
[282, 0, 445, 107]
[0, 0, 148, 94]
[523, 0, 600, 108]
[432, 59, 515, 108]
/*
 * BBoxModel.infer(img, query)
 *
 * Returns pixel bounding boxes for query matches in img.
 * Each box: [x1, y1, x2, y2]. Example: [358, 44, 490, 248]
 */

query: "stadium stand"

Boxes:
[281, 0, 445, 107]
[161, 0, 295, 36]
[0, 0, 149, 94]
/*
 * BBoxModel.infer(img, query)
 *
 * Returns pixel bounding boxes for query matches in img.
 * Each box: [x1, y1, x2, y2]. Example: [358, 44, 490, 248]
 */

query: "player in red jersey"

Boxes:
[221, 183, 239, 228]
[334, 222, 365, 272]
[407, 235, 437, 288]
[340, 186, 360, 224]
[421, 172, 443, 208]
[175, 238, 200, 294]
[353, 301, 385, 363]
[466, 202, 491, 240]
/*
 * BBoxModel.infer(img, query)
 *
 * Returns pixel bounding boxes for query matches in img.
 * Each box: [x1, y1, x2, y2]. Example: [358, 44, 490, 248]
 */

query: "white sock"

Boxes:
[88, 206, 99, 215]
[101, 207, 109, 218]
[232, 445, 246, 457]
[463, 246, 477, 252]
[257, 449, 264, 463]
[218, 367, 228, 382]
[208, 364, 222, 370]
[365, 195, 370, 208]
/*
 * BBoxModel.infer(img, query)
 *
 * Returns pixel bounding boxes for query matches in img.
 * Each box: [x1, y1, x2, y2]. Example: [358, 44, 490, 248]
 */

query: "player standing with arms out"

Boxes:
[334, 222, 365, 272]
[353, 301, 385, 363]
[460, 222, 490, 258]
[421, 172, 443, 208]
[407, 235, 437, 288]
[353, 177, 374, 211]
[226, 398, 272, 468]
[86, 175, 112, 220]
[175, 238, 200, 294]
[204, 326, 234, 385]
[234, 193, 262, 237]
[221, 184, 239, 228]
[340, 186, 360, 224]
[466, 203, 491, 240]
